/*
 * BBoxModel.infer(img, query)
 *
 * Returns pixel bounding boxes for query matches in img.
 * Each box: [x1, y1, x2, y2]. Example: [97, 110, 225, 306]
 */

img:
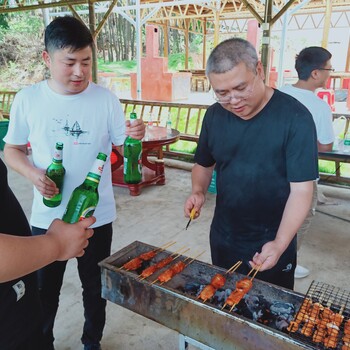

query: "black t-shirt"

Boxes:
[195, 89, 318, 254]
[0, 159, 42, 349]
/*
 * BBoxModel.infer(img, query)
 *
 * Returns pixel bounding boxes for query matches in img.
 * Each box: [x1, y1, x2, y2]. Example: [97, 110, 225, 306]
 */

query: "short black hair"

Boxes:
[45, 16, 93, 53]
[295, 46, 332, 80]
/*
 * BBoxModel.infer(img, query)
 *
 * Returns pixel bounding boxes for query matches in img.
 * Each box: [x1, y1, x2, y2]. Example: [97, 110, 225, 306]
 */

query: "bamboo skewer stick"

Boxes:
[250, 264, 262, 280]
[226, 260, 242, 274]
[185, 250, 206, 266]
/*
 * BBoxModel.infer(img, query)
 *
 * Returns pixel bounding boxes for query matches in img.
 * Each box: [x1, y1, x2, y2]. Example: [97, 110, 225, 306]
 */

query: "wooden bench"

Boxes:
[0, 91, 17, 119]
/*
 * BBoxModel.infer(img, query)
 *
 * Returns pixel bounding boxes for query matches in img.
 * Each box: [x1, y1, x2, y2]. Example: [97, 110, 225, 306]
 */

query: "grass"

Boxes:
[319, 160, 350, 177]
[98, 59, 136, 75]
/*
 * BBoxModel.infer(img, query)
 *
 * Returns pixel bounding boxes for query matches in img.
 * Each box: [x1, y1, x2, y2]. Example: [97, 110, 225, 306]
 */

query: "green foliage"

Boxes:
[167, 53, 193, 70]
[97, 53, 191, 73]
[7, 13, 43, 36]
[0, 14, 9, 31]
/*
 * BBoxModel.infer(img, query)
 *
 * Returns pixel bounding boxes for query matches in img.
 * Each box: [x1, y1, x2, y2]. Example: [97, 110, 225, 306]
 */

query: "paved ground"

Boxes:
[2, 152, 350, 350]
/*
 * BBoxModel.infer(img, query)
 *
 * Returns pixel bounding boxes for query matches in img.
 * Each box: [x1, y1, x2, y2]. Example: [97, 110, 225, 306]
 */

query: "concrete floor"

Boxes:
[2, 152, 350, 350]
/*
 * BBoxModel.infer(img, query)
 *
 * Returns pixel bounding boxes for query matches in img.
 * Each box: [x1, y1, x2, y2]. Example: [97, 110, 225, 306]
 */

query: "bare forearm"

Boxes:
[191, 163, 214, 194]
[0, 217, 95, 283]
[4, 144, 35, 180]
[318, 142, 333, 152]
[274, 181, 314, 251]
[0, 234, 58, 282]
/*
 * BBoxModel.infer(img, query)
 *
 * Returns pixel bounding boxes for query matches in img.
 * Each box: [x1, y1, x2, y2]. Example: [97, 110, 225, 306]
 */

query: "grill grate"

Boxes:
[288, 281, 350, 349]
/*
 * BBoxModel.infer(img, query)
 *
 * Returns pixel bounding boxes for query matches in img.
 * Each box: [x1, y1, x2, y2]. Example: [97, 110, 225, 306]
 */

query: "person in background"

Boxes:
[279, 46, 335, 279]
[3, 16, 145, 350]
[0, 157, 95, 350]
[184, 38, 318, 291]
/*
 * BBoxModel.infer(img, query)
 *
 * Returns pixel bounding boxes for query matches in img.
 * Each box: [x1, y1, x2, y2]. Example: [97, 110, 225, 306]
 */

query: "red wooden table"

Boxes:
[111, 126, 180, 196]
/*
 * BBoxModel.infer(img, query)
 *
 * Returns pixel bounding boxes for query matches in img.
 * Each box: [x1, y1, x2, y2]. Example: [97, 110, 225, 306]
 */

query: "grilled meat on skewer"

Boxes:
[225, 288, 246, 307]
[210, 274, 226, 289]
[123, 257, 143, 271]
[140, 255, 174, 278]
[199, 285, 216, 301]
[157, 261, 186, 283]
[235, 278, 253, 293]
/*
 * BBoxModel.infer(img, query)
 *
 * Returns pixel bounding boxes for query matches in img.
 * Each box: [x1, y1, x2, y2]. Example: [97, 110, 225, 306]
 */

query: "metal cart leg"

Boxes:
[179, 334, 215, 350]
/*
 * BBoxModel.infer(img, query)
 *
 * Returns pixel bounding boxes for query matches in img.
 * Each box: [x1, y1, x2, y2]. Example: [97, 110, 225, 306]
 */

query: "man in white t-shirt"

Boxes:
[4, 16, 145, 350]
[279, 46, 335, 279]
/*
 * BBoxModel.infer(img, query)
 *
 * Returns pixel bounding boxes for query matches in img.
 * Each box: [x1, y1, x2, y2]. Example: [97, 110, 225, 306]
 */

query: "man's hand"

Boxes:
[46, 217, 96, 260]
[184, 192, 206, 219]
[249, 240, 285, 272]
[32, 169, 59, 198]
[125, 119, 146, 140]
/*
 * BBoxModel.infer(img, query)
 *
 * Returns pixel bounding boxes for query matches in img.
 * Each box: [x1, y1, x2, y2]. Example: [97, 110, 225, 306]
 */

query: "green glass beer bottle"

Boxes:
[62, 152, 107, 223]
[123, 112, 142, 184]
[43, 142, 65, 207]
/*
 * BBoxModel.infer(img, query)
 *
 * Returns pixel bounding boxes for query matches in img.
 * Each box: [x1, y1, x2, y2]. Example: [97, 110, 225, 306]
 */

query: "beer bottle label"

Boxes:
[79, 206, 96, 221]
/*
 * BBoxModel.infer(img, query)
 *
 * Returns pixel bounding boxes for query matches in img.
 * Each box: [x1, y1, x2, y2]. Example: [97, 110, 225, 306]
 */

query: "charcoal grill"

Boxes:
[99, 241, 314, 350]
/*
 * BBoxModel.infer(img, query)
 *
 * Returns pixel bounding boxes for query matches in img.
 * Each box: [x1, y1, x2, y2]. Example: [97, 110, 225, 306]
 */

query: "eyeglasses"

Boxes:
[213, 75, 257, 104]
[317, 68, 335, 72]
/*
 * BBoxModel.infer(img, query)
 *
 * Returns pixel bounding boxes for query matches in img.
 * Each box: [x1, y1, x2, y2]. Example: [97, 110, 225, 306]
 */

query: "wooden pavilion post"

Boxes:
[185, 19, 189, 69]
[321, 0, 332, 48]
[88, 1, 98, 83]
[163, 23, 169, 57]
[346, 37, 350, 72]
[203, 19, 207, 69]
[213, 10, 220, 47]
[260, 0, 272, 84]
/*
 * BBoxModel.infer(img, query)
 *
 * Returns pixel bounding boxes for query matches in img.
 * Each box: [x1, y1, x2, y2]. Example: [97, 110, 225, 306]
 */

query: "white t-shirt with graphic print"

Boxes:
[5, 80, 126, 229]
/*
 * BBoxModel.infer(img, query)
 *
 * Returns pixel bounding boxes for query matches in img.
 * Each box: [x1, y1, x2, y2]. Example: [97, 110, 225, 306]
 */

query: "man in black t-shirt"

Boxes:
[184, 38, 318, 290]
[0, 158, 94, 349]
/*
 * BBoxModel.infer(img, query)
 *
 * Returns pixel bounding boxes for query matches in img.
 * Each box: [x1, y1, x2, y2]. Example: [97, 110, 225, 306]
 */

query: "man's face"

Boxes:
[209, 61, 266, 120]
[42, 46, 92, 95]
[316, 59, 333, 89]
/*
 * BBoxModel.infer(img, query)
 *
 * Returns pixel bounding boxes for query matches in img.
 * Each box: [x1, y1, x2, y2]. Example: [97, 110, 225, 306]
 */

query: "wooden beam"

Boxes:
[94, 0, 118, 39]
[270, 0, 298, 25]
[88, 0, 98, 83]
[322, 0, 332, 48]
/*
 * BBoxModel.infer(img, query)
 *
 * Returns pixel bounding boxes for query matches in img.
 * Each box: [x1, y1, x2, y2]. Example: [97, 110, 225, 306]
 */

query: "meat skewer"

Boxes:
[151, 250, 205, 285]
[322, 304, 345, 349]
[139, 247, 190, 279]
[222, 264, 262, 312]
[198, 261, 242, 303]
[157, 261, 187, 283]
[121, 241, 176, 270]
[287, 298, 313, 333]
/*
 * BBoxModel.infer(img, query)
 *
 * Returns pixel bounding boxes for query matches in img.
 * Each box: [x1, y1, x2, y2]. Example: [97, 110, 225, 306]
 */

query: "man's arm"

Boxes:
[250, 180, 313, 271]
[4, 144, 57, 197]
[0, 217, 95, 283]
[318, 141, 333, 152]
[184, 163, 214, 219]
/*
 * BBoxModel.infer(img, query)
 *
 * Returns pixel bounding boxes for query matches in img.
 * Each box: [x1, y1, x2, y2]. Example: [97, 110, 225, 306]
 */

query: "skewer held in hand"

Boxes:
[226, 260, 242, 274]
